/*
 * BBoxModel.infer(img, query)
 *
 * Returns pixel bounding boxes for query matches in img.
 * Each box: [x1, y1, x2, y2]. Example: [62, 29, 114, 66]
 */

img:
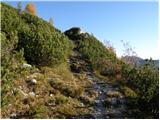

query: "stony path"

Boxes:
[69, 40, 129, 119]
[86, 71, 128, 119]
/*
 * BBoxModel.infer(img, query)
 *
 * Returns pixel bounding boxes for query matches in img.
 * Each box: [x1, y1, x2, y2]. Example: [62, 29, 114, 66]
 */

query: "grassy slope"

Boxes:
[2, 3, 158, 119]
[1, 3, 94, 118]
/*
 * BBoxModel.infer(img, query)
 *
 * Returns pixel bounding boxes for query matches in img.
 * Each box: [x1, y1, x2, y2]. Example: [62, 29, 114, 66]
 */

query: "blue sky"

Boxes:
[5, 1, 158, 59]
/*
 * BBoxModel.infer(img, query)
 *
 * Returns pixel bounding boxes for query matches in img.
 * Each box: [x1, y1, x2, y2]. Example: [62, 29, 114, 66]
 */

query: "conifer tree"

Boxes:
[25, 3, 36, 16]
[17, 2, 22, 14]
[49, 17, 54, 26]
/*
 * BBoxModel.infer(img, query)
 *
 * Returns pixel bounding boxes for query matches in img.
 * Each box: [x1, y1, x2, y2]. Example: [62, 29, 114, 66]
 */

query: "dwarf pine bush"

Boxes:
[1, 3, 73, 67]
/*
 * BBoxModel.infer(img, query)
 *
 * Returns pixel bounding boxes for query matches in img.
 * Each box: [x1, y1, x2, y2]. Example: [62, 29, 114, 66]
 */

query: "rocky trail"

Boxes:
[69, 40, 129, 119]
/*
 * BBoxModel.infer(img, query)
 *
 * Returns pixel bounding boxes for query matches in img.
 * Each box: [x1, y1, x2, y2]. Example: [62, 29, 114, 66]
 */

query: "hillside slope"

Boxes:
[64, 27, 124, 80]
[1, 3, 72, 66]
[1, 3, 92, 118]
[1, 3, 125, 118]
[1, 3, 159, 119]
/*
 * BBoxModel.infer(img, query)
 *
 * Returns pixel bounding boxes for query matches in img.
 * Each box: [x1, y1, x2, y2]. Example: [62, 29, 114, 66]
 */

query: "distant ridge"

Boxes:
[121, 56, 159, 67]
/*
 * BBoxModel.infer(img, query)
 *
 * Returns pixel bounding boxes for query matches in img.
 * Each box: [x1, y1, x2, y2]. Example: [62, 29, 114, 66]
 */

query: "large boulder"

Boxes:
[64, 27, 82, 40]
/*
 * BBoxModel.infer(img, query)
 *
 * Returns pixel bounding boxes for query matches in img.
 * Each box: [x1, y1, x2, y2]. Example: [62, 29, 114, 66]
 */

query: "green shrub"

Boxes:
[1, 3, 73, 66]
[28, 105, 49, 118]
[1, 3, 22, 35]
[77, 33, 119, 76]
[126, 63, 159, 118]
[1, 32, 25, 107]
[55, 95, 68, 105]
[128, 64, 158, 102]
[18, 16, 72, 66]
[64, 27, 119, 77]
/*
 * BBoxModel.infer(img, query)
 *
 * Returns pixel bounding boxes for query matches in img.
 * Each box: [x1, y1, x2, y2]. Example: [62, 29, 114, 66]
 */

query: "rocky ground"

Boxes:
[2, 38, 132, 119]
[68, 39, 130, 119]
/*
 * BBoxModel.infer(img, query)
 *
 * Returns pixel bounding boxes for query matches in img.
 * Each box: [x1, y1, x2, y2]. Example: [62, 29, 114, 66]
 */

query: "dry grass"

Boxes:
[106, 91, 121, 98]
[1, 63, 94, 118]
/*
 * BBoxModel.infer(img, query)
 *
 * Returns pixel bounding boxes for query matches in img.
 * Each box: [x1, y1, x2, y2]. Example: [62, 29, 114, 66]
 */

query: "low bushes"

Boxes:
[1, 32, 25, 107]
[1, 3, 73, 67]
[71, 31, 120, 77]
[18, 13, 73, 66]
[122, 62, 159, 118]
[128, 64, 158, 102]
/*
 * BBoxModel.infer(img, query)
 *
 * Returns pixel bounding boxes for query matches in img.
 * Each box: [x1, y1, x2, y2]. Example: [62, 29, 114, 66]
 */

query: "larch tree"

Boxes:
[25, 3, 36, 16]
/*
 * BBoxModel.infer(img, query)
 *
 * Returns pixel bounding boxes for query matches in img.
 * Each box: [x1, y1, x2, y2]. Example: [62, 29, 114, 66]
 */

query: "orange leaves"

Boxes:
[25, 3, 36, 16]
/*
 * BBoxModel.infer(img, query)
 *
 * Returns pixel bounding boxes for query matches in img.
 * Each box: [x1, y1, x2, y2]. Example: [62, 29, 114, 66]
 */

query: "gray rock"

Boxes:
[119, 95, 124, 99]
[8, 104, 12, 106]
[48, 102, 55, 106]
[29, 92, 36, 97]
[106, 116, 110, 119]
[30, 79, 37, 84]
[36, 95, 39, 97]
[80, 103, 84, 107]
[94, 100, 100, 105]
[10, 113, 17, 118]
[19, 86, 22, 89]
[21, 63, 32, 68]
[67, 59, 70, 63]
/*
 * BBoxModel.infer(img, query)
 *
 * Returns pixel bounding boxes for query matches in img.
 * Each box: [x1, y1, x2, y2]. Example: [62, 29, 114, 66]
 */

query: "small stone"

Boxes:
[120, 95, 123, 98]
[50, 94, 53, 97]
[80, 103, 84, 107]
[67, 59, 70, 63]
[48, 102, 55, 106]
[8, 104, 12, 106]
[30, 79, 37, 84]
[95, 100, 99, 103]
[29, 92, 35, 97]
[10, 113, 17, 118]
[19, 86, 22, 89]
[36, 95, 39, 97]
[21, 63, 32, 68]
[106, 116, 110, 119]
[26, 76, 30, 79]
